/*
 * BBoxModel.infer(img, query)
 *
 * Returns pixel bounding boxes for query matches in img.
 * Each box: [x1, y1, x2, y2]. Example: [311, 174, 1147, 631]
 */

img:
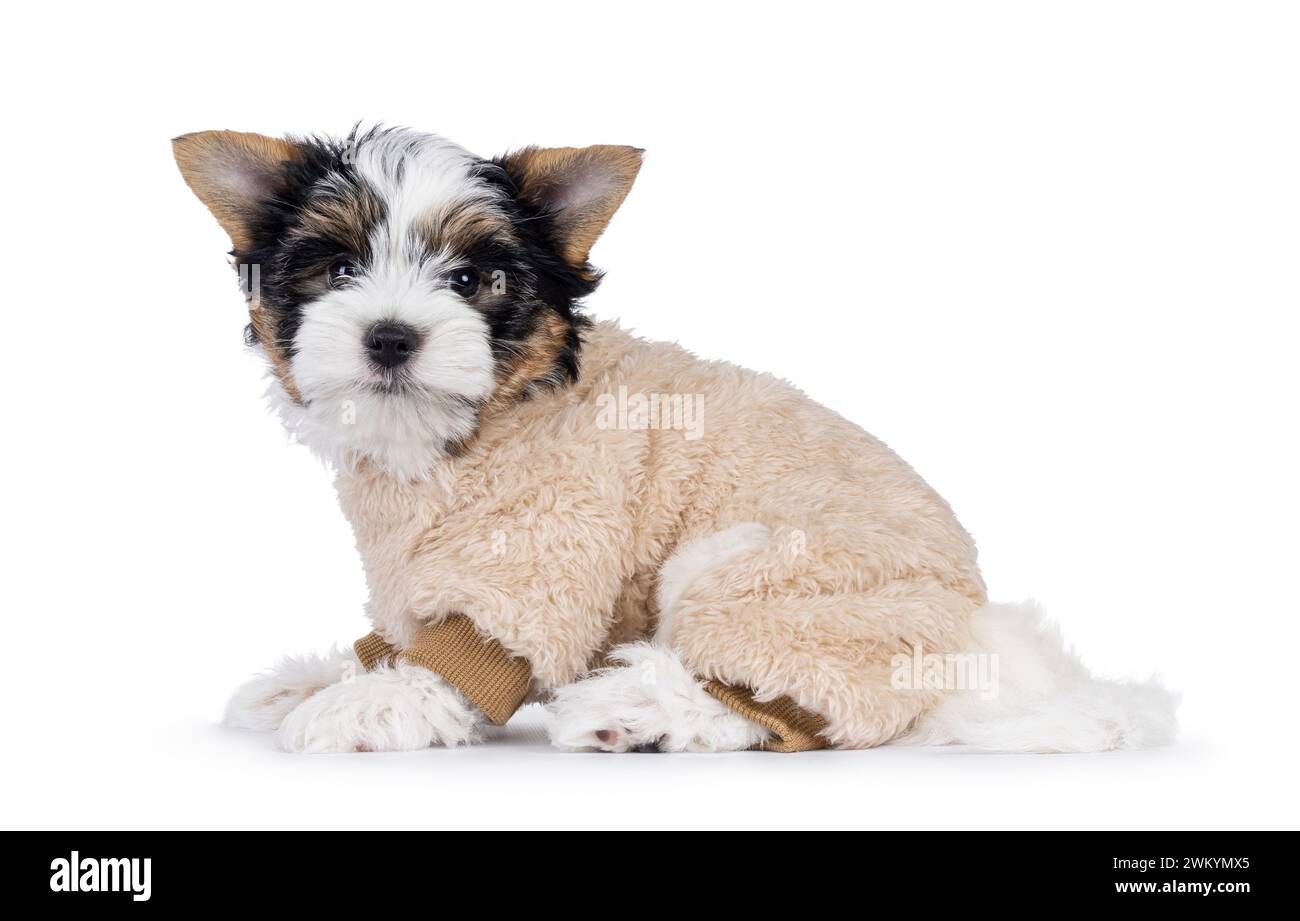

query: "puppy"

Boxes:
[175, 126, 1176, 754]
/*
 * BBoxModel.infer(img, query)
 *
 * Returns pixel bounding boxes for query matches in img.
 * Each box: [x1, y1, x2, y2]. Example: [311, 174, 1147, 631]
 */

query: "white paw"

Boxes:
[546, 644, 769, 753]
[276, 662, 480, 753]
[224, 646, 359, 731]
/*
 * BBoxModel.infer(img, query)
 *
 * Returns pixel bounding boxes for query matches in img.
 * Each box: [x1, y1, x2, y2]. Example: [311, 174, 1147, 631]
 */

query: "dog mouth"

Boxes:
[358, 366, 412, 395]
[354, 372, 481, 418]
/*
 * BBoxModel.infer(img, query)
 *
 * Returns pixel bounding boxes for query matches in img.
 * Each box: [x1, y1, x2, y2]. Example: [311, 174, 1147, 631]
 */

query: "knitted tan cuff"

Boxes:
[354, 616, 532, 726]
[353, 632, 398, 671]
[703, 681, 829, 752]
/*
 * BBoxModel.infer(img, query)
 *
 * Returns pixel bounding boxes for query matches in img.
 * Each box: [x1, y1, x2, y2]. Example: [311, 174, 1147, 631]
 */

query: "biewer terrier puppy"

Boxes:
[175, 126, 1176, 754]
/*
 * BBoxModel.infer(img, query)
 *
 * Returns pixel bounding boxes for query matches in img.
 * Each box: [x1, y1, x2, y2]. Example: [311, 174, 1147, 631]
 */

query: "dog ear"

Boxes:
[496, 145, 643, 271]
[172, 130, 303, 252]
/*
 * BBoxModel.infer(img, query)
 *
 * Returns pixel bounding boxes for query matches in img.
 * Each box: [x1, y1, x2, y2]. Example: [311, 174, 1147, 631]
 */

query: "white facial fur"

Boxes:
[272, 130, 502, 480]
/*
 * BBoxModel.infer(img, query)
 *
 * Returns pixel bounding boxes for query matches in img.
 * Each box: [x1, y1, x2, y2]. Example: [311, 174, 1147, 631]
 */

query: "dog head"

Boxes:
[173, 126, 641, 479]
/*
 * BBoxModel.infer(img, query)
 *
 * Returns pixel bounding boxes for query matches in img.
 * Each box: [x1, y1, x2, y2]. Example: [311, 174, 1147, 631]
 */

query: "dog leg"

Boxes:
[551, 515, 981, 751]
[662, 519, 981, 748]
[223, 646, 358, 731]
[654, 522, 773, 641]
[276, 661, 480, 753]
[546, 523, 776, 753]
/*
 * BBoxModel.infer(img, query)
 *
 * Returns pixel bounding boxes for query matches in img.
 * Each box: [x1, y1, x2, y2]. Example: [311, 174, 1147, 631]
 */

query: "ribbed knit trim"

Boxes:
[354, 616, 532, 726]
[353, 632, 398, 672]
[703, 681, 829, 752]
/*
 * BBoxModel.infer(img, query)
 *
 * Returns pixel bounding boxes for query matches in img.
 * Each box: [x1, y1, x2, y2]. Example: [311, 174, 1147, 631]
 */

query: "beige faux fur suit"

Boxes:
[339, 320, 986, 748]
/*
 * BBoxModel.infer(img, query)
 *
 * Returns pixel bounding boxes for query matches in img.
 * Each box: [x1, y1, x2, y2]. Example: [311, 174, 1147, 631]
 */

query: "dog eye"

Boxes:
[328, 259, 360, 288]
[448, 267, 480, 297]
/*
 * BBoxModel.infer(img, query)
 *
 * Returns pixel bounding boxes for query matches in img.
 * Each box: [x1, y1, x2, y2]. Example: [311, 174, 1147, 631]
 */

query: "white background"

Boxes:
[1, 1, 1296, 830]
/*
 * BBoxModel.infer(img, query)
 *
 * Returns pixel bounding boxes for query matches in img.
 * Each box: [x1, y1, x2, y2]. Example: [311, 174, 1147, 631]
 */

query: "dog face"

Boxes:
[174, 126, 641, 479]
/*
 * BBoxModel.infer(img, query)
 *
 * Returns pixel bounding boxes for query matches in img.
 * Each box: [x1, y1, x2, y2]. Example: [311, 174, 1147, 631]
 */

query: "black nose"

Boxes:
[364, 322, 420, 369]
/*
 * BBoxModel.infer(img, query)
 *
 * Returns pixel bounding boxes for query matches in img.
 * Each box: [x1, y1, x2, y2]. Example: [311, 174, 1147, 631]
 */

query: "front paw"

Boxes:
[224, 647, 358, 731]
[276, 662, 480, 753]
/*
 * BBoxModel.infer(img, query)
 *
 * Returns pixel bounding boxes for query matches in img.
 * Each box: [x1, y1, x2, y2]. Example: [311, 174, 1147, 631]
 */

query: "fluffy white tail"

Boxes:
[901, 602, 1179, 752]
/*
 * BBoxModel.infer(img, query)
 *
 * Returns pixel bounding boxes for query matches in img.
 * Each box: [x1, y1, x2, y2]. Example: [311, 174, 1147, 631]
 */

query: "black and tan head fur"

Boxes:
[173, 125, 641, 478]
